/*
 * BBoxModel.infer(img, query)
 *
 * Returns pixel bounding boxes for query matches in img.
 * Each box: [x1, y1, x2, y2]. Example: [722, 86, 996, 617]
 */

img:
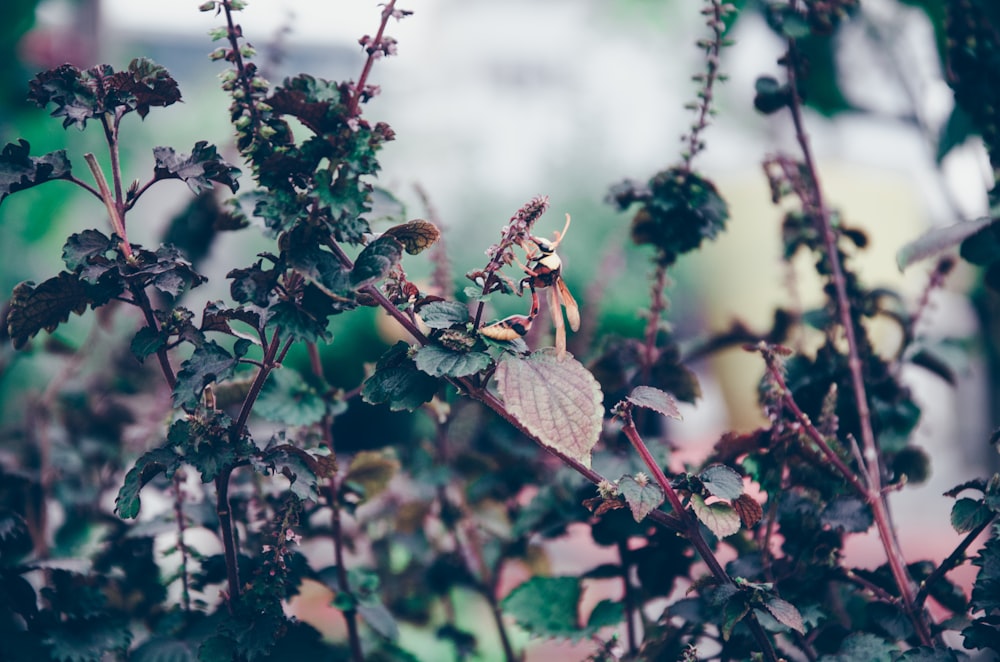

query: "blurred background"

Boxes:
[1, 0, 998, 658]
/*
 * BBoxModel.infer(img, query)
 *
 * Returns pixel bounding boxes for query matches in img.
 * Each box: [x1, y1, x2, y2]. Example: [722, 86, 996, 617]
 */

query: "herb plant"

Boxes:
[2, 0, 1000, 661]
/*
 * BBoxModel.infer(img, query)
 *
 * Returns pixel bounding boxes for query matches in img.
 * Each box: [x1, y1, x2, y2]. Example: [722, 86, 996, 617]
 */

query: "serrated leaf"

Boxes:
[258, 447, 324, 501]
[115, 446, 183, 519]
[585, 599, 624, 632]
[617, 474, 665, 522]
[413, 344, 490, 378]
[0, 139, 71, 203]
[350, 236, 403, 288]
[131, 636, 198, 662]
[493, 349, 603, 468]
[897, 646, 961, 661]
[62, 229, 113, 271]
[358, 602, 400, 641]
[44, 617, 132, 662]
[821, 632, 896, 662]
[228, 261, 278, 306]
[501, 576, 581, 638]
[265, 298, 333, 344]
[153, 141, 240, 195]
[382, 219, 440, 255]
[120, 57, 182, 118]
[820, 496, 873, 533]
[699, 464, 744, 500]
[130, 326, 165, 362]
[733, 493, 764, 528]
[255, 367, 329, 426]
[690, 494, 741, 538]
[172, 340, 248, 408]
[345, 451, 400, 503]
[896, 216, 995, 271]
[951, 497, 992, 534]
[361, 341, 439, 411]
[418, 300, 471, 329]
[7, 273, 93, 349]
[284, 241, 352, 300]
[763, 596, 805, 634]
[626, 385, 681, 419]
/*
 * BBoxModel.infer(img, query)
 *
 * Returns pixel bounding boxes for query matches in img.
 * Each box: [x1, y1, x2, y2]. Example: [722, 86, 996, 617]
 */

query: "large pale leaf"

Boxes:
[494, 349, 603, 467]
[690, 493, 741, 539]
[896, 216, 994, 271]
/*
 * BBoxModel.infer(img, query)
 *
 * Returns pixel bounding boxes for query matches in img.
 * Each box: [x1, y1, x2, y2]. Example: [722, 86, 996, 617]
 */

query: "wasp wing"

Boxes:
[556, 278, 580, 332]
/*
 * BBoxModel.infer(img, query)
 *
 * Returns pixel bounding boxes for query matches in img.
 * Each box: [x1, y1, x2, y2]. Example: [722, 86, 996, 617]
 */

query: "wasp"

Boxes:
[481, 214, 580, 357]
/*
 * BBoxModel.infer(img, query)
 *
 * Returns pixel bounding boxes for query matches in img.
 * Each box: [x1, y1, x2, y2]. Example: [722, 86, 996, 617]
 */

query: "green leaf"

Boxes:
[153, 141, 240, 195]
[720, 592, 750, 640]
[753, 75, 791, 115]
[819, 632, 896, 662]
[283, 238, 352, 300]
[350, 236, 403, 288]
[617, 474, 665, 522]
[821, 496, 873, 533]
[0, 139, 71, 203]
[120, 57, 183, 118]
[357, 602, 399, 641]
[493, 349, 604, 468]
[172, 340, 248, 408]
[256, 446, 332, 502]
[896, 646, 960, 661]
[780, 12, 812, 39]
[115, 446, 182, 519]
[265, 297, 333, 344]
[762, 596, 805, 634]
[131, 638, 198, 662]
[584, 599, 624, 633]
[255, 367, 330, 426]
[896, 216, 995, 270]
[690, 494, 741, 538]
[361, 342, 439, 411]
[501, 576, 581, 639]
[228, 260, 279, 306]
[345, 451, 400, 503]
[418, 300, 471, 329]
[44, 617, 132, 662]
[699, 464, 744, 500]
[625, 385, 681, 419]
[936, 105, 976, 163]
[413, 344, 490, 378]
[951, 497, 992, 534]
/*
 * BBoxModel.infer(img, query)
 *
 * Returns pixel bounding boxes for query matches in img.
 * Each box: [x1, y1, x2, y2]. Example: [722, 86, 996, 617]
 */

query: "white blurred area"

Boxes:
[24, 0, 1000, 641]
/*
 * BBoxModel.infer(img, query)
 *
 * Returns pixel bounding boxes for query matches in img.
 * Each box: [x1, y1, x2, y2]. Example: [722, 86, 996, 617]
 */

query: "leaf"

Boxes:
[690, 494, 741, 538]
[617, 474, 665, 522]
[733, 493, 764, 528]
[501, 576, 582, 639]
[265, 297, 334, 344]
[625, 385, 681, 419]
[257, 447, 326, 502]
[896, 216, 995, 271]
[820, 496, 873, 533]
[350, 236, 403, 288]
[255, 367, 330, 426]
[763, 596, 805, 634]
[283, 239, 352, 300]
[344, 451, 400, 503]
[153, 141, 240, 195]
[0, 139, 71, 203]
[115, 446, 182, 519]
[62, 229, 113, 272]
[120, 57, 182, 118]
[936, 104, 976, 163]
[699, 464, 744, 500]
[413, 344, 490, 378]
[44, 617, 132, 662]
[228, 261, 278, 306]
[950, 497, 992, 534]
[585, 600, 624, 632]
[493, 349, 604, 468]
[130, 637, 198, 662]
[172, 340, 249, 409]
[418, 300, 471, 329]
[383, 219, 441, 255]
[361, 341, 439, 411]
[896, 646, 961, 661]
[357, 602, 400, 641]
[130, 326, 165, 363]
[820, 632, 896, 662]
[7, 273, 93, 349]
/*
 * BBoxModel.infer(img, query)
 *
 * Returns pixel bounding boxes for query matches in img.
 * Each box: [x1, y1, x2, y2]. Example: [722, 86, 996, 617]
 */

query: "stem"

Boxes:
[328, 483, 365, 662]
[215, 468, 241, 607]
[641, 264, 668, 383]
[83, 153, 133, 258]
[232, 329, 283, 441]
[348, 0, 397, 117]
[782, 31, 931, 644]
[130, 285, 176, 388]
[619, 411, 780, 662]
[221, 0, 263, 134]
[914, 514, 995, 609]
[171, 472, 192, 613]
[617, 540, 639, 657]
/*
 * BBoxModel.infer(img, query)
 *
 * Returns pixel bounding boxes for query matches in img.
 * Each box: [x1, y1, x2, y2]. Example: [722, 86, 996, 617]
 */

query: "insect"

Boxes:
[481, 214, 580, 357]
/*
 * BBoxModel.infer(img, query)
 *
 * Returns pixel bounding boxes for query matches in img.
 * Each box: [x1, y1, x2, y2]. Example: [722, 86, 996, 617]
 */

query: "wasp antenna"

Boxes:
[550, 213, 572, 248]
